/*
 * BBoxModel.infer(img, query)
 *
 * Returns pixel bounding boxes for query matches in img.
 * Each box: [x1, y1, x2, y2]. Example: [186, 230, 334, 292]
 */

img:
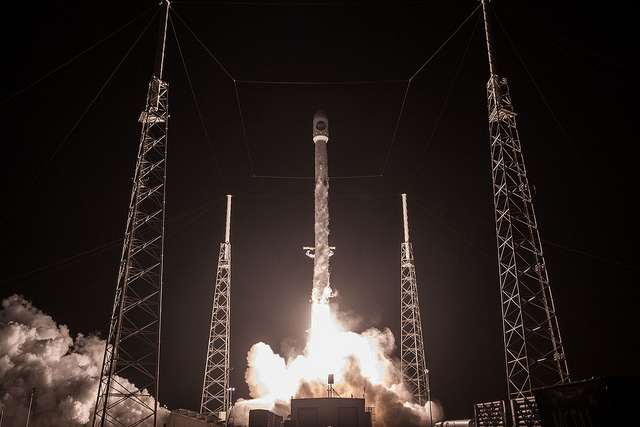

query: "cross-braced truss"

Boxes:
[201, 240, 231, 417]
[486, 74, 570, 399]
[400, 240, 429, 405]
[93, 76, 168, 427]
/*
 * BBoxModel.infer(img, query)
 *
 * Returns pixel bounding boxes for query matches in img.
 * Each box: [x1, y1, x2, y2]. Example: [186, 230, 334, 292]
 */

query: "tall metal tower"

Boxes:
[481, 0, 570, 402]
[400, 194, 430, 406]
[92, 2, 170, 426]
[201, 195, 233, 419]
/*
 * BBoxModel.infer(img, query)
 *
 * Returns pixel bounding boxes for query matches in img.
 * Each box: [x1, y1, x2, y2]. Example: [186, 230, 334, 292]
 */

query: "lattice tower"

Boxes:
[481, 0, 570, 400]
[201, 195, 233, 418]
[400, 194, 430, 406]
[92, 3, 170, 426]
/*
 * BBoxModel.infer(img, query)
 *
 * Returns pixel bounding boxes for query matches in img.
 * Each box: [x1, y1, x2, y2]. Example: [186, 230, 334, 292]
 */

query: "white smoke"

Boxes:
[235, 302, 443, 427]
[0, 294, 169, 426]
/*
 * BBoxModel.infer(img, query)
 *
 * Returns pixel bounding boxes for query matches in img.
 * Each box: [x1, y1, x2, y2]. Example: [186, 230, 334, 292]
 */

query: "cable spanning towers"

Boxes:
[201, 195, 233, 420]
[481, 0, 570, 413]
[400, 194, 430, 406]
[92, 2, 170, 426]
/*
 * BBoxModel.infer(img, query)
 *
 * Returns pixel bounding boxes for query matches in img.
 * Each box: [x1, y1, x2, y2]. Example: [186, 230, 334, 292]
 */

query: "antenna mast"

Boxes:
[201, 195, 233, 420]
[480, 0, 569, 423]
[400, 194, 430, 407]
[92, 2, 171, 426]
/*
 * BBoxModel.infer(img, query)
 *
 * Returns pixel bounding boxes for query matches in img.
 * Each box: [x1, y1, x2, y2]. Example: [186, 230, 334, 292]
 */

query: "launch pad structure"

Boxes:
[90, 1, 575, 426]
[475, 1, 570, 424]
[400, 194, 430, 407]
[92, 1, 171, 426]
[201, 195, 233, 419]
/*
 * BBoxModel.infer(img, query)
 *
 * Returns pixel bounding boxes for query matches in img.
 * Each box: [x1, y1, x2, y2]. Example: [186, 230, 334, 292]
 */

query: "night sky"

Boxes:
[2, 0, 638, 421]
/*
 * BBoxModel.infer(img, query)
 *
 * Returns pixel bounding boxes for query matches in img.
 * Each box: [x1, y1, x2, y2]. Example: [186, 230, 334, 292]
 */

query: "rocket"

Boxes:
[313, 110, 329, 143]
[312, 110, 332, 303]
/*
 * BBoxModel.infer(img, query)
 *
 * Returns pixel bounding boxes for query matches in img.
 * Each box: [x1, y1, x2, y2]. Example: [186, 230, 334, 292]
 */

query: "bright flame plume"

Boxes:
[237, 301, 442, 426]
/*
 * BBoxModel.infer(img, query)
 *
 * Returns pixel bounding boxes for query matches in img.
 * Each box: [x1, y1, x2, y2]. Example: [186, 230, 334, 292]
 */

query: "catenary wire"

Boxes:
[492, 10, 615, 218]
[169, 12, 228, 193]
[0, 195, 227, 288]
[381, 2, 482, 177]
[0, 5, 157, 108]
[0, 9, 161, 228]
[406, 11, 482, 190]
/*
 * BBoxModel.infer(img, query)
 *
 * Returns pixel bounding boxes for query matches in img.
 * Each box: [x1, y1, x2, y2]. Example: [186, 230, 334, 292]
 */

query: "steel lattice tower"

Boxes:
[400, 194, 430, 406]
[201, 195, 233, 419]
[92, 3, 170, 426]
[481, 0, 570, 401]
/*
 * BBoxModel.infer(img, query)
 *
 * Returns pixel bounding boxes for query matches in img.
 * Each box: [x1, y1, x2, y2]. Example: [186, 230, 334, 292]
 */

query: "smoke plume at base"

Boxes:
[237, 301, 443, 427]
[0, 294, 168, 426]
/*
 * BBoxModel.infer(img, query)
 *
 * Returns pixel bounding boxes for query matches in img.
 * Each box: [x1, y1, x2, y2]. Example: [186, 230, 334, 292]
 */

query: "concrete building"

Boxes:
[289, 397, 373, 427]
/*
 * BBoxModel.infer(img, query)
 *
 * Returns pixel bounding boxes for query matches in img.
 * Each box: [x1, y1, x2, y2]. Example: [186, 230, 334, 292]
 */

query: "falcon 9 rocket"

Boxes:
[312, 110, 331, 303]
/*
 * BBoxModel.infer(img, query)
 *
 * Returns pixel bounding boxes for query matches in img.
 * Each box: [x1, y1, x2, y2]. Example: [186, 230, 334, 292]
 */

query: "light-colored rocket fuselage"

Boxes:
[312, 111, 331, 303]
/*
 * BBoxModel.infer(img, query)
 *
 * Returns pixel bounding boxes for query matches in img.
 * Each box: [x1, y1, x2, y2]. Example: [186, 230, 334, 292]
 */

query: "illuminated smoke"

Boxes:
[236, 301, 443, 427]
[0, 294, 169, 426]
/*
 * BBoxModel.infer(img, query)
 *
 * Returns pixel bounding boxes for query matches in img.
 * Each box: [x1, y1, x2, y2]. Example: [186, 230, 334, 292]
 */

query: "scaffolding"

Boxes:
[92, 3, 170, 425]
[400, 194, 430, 406]
[201, 195, 233, 419]
[481, 0, 570, 405]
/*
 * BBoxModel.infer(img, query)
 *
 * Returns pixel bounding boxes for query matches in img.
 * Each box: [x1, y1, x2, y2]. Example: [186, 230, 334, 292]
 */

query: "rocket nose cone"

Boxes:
[313, 110, 329, 142]
[314, 110, 327, 122]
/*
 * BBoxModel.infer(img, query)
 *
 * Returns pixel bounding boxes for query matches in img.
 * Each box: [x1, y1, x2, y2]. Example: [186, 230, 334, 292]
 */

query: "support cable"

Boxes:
[408, 195, 494, 261]
[170, 9, 236, 81]
[0, 6, 157, 107]
[492, 11, 615, 217]
[406, 12, 481, 190]
[170, 3, 479, 182]
[1, 11, 160, 228]
[381, 3, 481, 176]
[169, 15, 228, 193]
[243, 4, 480, 180]
[4, 191, 635, 294]
[173, 2, 479, 180]
[233, 81, 255, 176]
[234, 79, 406, 85]
[496, 3, 637, 82]
[1, 196, 227, 291]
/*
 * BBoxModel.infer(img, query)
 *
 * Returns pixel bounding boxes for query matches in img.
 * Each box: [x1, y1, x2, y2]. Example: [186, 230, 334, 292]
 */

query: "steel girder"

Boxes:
[201, 241, 231, 417]
[487, 75, 570, 400]
[400, 242, 429, 405]
[93, 77, 168, 427]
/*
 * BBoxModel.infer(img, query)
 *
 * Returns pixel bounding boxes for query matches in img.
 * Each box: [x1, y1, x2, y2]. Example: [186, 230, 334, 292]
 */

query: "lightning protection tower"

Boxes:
[481, 0, 570, 420]
[201, 195, 233, 420]
[92, 2, 170, 426]
[400, 194, 430, 406]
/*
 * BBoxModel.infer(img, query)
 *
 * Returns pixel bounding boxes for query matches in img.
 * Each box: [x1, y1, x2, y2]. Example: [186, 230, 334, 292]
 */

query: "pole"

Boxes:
[25, 388, 35, 427]
[154, 0, 171, 80]
[481, 0, 495, 76]
[401, 194, 410, 243]
[226, 387, 235, 427]
[224, 195, 232, 243]
[426, 370, 433, 426]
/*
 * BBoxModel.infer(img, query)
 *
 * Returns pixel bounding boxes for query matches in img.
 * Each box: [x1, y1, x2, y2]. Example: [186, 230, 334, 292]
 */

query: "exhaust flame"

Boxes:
[238, 301, 443, 426]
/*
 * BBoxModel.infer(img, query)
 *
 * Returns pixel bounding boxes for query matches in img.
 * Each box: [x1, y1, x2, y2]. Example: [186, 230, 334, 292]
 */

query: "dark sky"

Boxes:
[1, 0, 638, 421]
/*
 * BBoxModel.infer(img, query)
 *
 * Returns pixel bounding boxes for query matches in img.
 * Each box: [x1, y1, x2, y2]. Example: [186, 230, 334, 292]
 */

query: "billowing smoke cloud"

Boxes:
[0, 294, 168, 426]
[235, 303, 443, 427]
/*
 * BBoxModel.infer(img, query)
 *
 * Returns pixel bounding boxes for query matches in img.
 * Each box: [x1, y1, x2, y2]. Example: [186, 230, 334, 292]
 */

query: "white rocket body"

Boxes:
[312, 110, 331, 303]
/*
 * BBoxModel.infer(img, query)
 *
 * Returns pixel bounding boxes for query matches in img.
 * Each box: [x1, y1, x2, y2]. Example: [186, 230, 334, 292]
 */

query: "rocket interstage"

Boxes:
[312, 110, 332, 304]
